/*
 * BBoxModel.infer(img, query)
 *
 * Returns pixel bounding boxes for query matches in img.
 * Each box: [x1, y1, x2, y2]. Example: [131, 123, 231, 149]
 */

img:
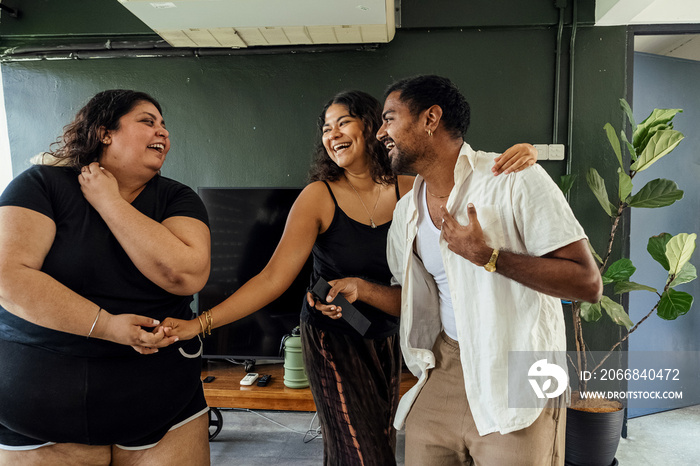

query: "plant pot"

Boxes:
[565, 405, 624, 466]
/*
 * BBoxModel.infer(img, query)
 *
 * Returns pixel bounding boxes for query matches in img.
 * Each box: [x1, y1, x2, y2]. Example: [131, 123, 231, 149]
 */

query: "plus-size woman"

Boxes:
[0, 90, 211, 465]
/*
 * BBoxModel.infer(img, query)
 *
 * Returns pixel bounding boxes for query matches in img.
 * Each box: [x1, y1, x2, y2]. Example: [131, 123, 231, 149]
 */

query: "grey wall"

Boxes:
[628, 52, 700, 416]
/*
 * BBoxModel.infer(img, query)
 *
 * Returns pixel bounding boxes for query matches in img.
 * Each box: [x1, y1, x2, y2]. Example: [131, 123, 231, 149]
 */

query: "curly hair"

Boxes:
[385, 75, 470, 139]
[307, 90, 395, 185]
[43, 90, 163, 169]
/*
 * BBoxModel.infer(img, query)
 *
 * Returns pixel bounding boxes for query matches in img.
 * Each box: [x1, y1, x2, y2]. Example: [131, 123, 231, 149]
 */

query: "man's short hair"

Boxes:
[385, 75, 470, 138]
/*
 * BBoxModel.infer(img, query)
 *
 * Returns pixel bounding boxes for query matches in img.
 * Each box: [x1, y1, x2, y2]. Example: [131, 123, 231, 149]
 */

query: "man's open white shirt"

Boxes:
[387, 142, 587, 435]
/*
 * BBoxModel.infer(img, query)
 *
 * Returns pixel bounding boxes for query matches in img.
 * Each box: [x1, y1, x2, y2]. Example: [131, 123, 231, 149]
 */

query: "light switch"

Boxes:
[533, 144, 549, 161]
[549, 144, 565, 160]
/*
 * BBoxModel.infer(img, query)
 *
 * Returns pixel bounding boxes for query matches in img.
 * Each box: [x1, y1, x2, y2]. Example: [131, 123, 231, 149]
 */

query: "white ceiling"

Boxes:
[634, 34, 700, 61]
[596, 0, 700, 26]
[596, 0, 700, 61]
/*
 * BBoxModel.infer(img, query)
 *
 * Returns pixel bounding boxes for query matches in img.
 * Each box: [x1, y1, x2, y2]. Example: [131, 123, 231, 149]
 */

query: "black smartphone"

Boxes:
[310, 277, 371, 336]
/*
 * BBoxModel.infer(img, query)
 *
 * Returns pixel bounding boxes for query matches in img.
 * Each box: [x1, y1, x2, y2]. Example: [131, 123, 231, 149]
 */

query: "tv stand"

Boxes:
[201, 360, 314, 411]
[201, 360, 313, 440]
[201, 360, 418, 440]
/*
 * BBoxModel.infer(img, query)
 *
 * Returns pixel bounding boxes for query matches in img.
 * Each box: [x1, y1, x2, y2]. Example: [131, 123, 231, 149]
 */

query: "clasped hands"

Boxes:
[116, 316, 201, 354]
[93, 312, 179, 355]
[138, 277, 362, 350]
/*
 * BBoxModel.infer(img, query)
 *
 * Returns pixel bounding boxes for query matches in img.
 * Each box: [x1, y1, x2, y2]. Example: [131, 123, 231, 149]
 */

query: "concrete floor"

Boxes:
[208, 404, 700, 465]
[615, 404, 700, 465]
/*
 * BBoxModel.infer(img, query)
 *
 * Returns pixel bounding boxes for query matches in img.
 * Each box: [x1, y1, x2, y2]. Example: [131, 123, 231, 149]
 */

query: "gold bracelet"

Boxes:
[87, 307, 103, 339]
[198, 313, 206, 338]
[205, 309, 213, 336]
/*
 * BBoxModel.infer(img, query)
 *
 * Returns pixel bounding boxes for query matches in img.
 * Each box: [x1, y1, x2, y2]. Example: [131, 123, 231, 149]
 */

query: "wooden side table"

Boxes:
[201, 360, 418, 439]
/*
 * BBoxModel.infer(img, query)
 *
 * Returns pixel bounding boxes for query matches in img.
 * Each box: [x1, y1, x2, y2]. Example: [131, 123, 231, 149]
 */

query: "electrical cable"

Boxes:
[0, 39, 376, 63]
[227, 409, 322, 442]
[224, 358, 245, 366]
[303, 413, 323, 443]
[553, 4, 565, 143]
[566, 0, 578, 179]
[243, 409, 309, 435]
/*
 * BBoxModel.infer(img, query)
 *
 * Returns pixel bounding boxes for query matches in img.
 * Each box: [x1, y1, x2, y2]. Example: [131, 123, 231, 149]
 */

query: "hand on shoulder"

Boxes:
[492, 143, 537, 176]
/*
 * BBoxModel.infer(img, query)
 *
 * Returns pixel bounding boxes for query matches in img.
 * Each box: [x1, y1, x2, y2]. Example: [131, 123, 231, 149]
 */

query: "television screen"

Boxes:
[197, 187, 311, 361]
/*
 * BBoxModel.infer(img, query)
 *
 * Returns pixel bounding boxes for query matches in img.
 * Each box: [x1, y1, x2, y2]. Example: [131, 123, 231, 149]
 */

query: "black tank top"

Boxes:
[301, 181, 401, 339]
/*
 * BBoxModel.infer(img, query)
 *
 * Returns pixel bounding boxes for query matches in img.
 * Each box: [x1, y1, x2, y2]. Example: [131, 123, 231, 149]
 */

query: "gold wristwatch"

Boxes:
[484, 248, 499, 272]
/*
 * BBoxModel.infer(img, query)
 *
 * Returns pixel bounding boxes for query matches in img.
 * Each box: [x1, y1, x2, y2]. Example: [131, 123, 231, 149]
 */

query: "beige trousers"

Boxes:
[405, 332, 566, 466]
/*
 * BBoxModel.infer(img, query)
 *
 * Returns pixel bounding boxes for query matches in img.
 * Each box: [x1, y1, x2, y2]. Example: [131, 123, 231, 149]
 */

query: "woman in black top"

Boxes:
[0, 90, 211, 465]
[163, 90, 535, 465]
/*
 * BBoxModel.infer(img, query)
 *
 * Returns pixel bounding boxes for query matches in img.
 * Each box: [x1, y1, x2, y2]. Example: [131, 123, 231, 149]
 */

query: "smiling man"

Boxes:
[378, 75, 602, 466]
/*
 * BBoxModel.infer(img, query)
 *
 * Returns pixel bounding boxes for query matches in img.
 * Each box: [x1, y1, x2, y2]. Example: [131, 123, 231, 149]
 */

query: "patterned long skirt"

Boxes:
[300, 321, 401, 466]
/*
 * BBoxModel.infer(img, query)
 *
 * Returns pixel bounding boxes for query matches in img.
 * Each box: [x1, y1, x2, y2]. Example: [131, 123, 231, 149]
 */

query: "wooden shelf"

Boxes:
[201, 360, 418, 412]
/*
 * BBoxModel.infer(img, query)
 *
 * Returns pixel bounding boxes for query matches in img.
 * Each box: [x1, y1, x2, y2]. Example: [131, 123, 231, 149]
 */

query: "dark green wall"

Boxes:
[3, 26, 628, 188]
[4, 28, 574, 189]
[1, 0, 630, 352]
[567, 25, 631, 355]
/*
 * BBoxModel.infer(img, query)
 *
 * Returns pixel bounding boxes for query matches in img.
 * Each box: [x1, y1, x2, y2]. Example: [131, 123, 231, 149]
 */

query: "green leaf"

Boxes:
[580, 301, 602, 322]
[603, 258, 636, 282]
[604, 123, 624, 169]
[586, 168, 617, 217]
[627, 178, 684, 208]
[637, 123, 671, 155]
[669, 262, 697, 288]
[657, 289, 693, 320]
[633, 108, 682, 148]
[588, 240, 603, 265]
[666, 233, 697, 277]
[558, 174, 577, 195]
[620, 130, 637, 162]
[618, 169, 633, 203]
[600, 295, 634, 329]
[630, 130, 684, 173]
[614, 281, 657, 294]
[620, 98, 636, 130]
[647, 233, 673, 271]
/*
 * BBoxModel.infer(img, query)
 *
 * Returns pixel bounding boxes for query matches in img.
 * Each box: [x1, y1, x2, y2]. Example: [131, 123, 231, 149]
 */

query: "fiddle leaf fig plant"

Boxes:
[563, 99, 697, 394]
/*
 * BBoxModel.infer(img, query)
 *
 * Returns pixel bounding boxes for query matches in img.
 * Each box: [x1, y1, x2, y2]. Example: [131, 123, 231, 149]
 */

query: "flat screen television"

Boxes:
[197, 187, 311, 362]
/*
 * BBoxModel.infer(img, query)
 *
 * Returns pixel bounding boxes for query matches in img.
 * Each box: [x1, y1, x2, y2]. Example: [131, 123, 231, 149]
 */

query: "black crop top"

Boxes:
[0, 165, 209, 357]
[301, 181, 400, 339]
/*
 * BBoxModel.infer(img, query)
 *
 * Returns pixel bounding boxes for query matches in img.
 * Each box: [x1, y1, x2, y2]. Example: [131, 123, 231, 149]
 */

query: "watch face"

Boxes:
[484, 248, 499, 272]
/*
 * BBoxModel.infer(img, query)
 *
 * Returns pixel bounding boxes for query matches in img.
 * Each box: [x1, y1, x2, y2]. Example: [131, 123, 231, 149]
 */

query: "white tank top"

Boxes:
[415, 181, 458, 340]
